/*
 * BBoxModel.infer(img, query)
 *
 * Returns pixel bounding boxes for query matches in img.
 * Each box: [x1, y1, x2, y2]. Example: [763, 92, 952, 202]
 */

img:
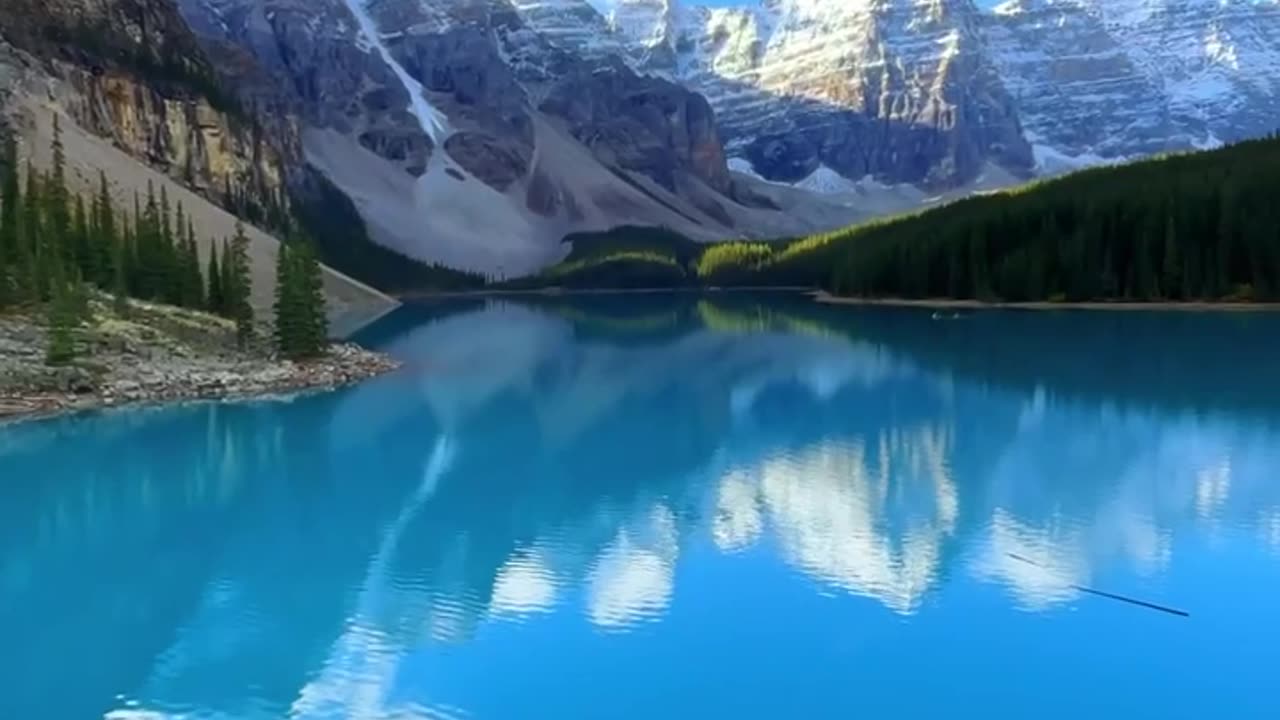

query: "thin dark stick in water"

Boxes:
[1006, 553, 1190, 618]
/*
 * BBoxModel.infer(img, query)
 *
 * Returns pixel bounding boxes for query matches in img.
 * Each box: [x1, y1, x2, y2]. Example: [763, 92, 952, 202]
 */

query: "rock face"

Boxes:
[602, 0, 1280, 181]
[984, 0, 1280, 170]
[170, 0, 839, 276]
[0, 0, 294, 219]
[67, 0, 1262, 276]
[595, 0, 1035, 188]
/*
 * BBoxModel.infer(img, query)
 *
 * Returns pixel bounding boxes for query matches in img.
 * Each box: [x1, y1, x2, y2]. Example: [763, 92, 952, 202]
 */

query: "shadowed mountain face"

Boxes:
[3, 295, 1279, 718]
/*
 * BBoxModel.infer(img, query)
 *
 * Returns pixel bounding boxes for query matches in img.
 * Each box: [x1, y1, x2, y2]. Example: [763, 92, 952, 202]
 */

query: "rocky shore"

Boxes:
[0, 299, 401, 426]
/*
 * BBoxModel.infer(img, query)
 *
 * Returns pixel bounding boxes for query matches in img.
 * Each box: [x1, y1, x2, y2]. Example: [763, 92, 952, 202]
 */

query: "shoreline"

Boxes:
[401, 286, 1280, 312]
[397, 286, 813, 300]
[0, 342, 401, 427]
[811, 291, 1280, 312]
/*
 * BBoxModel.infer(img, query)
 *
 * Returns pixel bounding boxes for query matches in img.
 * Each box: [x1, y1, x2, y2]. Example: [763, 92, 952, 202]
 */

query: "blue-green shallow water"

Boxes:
[3, 295, 1280, 719]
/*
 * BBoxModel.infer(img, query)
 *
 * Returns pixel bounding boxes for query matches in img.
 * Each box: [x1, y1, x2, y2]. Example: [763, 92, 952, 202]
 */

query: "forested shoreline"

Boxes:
[512, 135, 1280, 303]
[0, 117, 406, 425]
[0, 117, 331, 363]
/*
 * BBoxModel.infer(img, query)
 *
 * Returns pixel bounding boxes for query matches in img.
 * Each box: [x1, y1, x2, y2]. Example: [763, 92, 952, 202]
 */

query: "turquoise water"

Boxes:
[3, 295, 1279, 719]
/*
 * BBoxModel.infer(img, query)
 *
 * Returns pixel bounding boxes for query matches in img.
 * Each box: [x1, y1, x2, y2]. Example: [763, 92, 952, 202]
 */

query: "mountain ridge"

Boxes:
[7, 0, 1274, 282]
[597, 0, 1280, 180]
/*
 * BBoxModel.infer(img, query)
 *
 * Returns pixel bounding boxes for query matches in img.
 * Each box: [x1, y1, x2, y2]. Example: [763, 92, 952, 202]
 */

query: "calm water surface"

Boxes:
[2, 295, 1279, 719]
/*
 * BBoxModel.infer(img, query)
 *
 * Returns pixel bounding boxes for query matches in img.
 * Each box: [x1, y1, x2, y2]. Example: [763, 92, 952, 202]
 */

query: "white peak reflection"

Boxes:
[491, 549, 559, 617]
[973, 509, 1091, 610]
[1265, 511, 1280, 552]
[586, 505, 679, 630]
[1195, 458, 1232, 522]
[715, 424, 960, 615]
[714, 470, 765, 553]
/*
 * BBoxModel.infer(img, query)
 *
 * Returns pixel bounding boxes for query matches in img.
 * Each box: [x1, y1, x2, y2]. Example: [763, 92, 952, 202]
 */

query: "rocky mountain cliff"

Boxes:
[0, 0, 293, 217]
[174, 0, 862, 277]
[600, 0, 1280, 183]
[984, 0, 1280, 170]
[6, 0, 1277, 280]
[0, 0, 395, 320]
[593, 0, 1034, 188]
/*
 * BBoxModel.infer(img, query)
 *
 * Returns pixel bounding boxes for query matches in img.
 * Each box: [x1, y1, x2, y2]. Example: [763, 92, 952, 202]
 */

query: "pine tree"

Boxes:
[46, 114, 69, 253]
[112, 229, 130, 317]
[45, 275, 77, 365]
[91, 171, 116, 288]
[69, 266, 91, 322]
[219, 238, 234, 315]
[206, 240, 224, 313]
[273, 235, 328, 359]
[129, 193, 143, 296]
[297, 238, 328, 356]
[137, 183, 159, 298]
[0, 136, 17, 309]
[72, 194, 90, 278]
[159, 186, 180, 304]
[227, 223, 254, 347]
[180, 218, 204, 308]
[24, 162, 48, 298]
[273, 239, 298, 355]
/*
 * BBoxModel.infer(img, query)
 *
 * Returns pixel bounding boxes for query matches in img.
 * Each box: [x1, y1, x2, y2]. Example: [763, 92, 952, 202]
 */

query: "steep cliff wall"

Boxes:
[0, 1, 395, 320]
[0, 0, 295, 224]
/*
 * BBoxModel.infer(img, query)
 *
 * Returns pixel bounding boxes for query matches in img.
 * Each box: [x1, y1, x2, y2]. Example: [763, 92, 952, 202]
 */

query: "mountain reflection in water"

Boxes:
[2, 294, 1278, 719]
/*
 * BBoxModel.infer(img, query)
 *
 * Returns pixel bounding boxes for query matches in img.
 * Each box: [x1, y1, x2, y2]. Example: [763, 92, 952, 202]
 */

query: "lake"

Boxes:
[2, 294, 1279, 719]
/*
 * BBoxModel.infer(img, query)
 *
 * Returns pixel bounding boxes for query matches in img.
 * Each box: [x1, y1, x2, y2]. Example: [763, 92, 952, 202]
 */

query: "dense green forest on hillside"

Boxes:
[0, 119, 330, 361]
[518, 135, 1280, 302]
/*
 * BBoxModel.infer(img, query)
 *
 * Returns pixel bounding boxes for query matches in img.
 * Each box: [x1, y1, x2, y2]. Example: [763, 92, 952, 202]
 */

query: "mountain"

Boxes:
[599, 0, 1280, 180]
[984, 0, 1280, 171]
[174, 0, 867, 278]
[5, 0, 1276, 282]
[593, 0, 1034, 188]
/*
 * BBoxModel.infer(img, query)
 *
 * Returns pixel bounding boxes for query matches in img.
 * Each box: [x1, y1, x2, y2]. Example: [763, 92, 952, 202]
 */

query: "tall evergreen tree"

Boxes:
[129, 193, 143, 296]
[111, 229, 130, 317]
[0, 136, 16, 309]
[24, 162, 48, 298]
[226, 223, 254, 347]
[45, 275, 77, 365]
[72, 194, 90, 278]
[159, 186, 178, 304]
[273, 235, 328, 359]
[206, 240, 224, 313]
[219, 238, 234, 315]
[137, 183, 159, 298]
[46, 114, 70, 256]
[91, 171, 116, 288]
[297, 238, 328, 355]
[180, 218, 204, 308]
[273, 238, 298, 355]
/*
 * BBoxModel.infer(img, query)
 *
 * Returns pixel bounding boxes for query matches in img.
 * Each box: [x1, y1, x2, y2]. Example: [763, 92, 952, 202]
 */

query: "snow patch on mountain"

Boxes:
[339, 0, 449, 142]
